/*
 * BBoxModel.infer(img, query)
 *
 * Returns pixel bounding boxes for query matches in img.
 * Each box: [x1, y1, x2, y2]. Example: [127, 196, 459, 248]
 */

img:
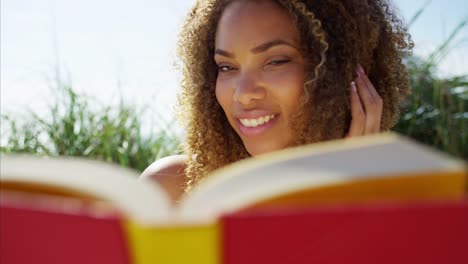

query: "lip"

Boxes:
[235, 112, 279, 138]
[234, 109, 277, 119]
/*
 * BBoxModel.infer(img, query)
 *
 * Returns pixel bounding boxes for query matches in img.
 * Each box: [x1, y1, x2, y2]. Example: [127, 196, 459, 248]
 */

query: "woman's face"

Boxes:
[215, 0, 305, 156]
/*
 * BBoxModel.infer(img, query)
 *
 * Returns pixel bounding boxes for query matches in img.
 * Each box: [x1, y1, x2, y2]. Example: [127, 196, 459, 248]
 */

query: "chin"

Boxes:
[245, 143, 284, 157]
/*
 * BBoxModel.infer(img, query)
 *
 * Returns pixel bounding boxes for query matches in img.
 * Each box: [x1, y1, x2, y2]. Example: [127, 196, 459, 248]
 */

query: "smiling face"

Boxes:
[214, 0, 305, 156]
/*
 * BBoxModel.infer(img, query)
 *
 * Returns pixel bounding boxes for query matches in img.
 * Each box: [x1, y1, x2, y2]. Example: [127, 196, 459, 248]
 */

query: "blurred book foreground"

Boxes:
[1, 132, 467, 264]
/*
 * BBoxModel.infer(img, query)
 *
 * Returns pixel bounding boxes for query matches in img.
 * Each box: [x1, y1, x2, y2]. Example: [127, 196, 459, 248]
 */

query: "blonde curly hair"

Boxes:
[176, 0, 413, 190]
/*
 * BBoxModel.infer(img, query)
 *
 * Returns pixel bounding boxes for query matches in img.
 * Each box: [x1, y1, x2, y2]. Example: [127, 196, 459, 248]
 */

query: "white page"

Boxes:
[178, 133, 465, 223]
[1, 155, 172, 223]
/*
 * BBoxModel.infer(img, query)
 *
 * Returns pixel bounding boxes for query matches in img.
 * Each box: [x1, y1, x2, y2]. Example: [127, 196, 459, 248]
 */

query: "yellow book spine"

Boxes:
[124, 222, 220, 264]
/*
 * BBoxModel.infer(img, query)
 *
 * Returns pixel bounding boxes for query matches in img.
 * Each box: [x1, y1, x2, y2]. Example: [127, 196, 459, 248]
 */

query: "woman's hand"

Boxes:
[346, 64, 383, 138]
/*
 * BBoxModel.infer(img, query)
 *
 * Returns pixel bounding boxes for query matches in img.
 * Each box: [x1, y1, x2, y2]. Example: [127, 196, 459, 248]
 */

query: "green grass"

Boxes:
[1, 85, 180, 172]
[394, 18, 467, 160]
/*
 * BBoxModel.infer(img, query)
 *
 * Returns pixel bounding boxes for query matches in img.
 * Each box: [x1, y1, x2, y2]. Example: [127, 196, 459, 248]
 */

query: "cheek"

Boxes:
[265, 67, 304, 109]
[215, 79, 232, 112]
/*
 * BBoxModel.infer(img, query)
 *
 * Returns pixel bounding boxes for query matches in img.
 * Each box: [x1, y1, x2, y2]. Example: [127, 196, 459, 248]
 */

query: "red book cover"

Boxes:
[0, 192, 131, 264]
[221, 200, 468, 264]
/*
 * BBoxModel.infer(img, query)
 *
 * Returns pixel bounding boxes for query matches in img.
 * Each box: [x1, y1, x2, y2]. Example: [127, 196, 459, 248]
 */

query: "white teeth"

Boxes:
[239, 114, 275, 127]
[258, 117, 265, 125]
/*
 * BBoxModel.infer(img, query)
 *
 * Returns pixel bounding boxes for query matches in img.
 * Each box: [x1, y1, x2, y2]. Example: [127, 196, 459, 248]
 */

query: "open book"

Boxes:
[1, 132, 467, 264]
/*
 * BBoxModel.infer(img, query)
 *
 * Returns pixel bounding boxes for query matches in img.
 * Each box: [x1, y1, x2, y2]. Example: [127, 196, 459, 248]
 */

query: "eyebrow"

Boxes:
[214, 49, 235, 58]
[214, 39, 297, 59]
[251, 39, 297, 53]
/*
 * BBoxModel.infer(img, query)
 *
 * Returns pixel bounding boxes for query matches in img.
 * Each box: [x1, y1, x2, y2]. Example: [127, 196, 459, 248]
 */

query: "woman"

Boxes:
[141, 0, 413, 202]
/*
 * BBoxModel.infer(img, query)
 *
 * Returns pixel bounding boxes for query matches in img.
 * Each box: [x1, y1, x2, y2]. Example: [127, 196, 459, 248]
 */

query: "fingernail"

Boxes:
[358, 64, 365, 74]
[351, 82, 357, 92]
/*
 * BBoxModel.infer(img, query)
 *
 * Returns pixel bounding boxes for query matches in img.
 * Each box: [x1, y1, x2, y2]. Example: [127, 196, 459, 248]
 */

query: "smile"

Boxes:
[239, 114, 276, 127]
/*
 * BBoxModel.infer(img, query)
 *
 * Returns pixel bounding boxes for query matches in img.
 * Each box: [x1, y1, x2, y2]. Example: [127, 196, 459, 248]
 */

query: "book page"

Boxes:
[1, 155, 172, 223]
[177, 133, 466, 223]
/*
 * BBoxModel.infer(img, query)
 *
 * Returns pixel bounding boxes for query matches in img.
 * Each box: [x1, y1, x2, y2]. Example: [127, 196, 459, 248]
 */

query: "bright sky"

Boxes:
[1, 0, 467, 122]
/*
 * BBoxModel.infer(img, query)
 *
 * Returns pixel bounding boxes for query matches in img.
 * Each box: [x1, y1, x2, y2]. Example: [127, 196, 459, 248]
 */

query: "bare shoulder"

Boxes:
[140, 155, 187, 203]
[140, 155, 187, 180]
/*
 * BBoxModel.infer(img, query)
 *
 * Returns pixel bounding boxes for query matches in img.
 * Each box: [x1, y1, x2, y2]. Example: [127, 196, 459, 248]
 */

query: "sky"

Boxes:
[1, 0, 467, 122]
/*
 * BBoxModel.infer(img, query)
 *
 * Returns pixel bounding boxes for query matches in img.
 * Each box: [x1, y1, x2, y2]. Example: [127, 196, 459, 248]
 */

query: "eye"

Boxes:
[218, 65, 236, 72]
[268, 59, 291, 66]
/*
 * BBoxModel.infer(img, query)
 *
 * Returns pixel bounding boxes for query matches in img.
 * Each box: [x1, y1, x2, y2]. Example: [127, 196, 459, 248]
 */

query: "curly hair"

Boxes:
[176, 0, 413, 190]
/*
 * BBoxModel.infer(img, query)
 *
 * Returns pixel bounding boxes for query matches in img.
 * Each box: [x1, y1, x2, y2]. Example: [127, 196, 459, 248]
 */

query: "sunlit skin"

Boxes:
[215, 0, 382, 156]
[141, 0, 387, 201]
[215, 0, 306, 156]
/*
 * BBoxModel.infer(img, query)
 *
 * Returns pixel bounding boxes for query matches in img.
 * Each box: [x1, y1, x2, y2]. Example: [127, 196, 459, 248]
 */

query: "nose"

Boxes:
[233, 72, 266, 105]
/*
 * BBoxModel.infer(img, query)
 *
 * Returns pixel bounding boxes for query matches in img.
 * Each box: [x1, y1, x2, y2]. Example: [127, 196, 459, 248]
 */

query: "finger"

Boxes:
[355, 69, 374, 110]
[355, 69, 382, 134]
[358, 65, 383, 133]
[358, 64, 380, 100]
[347, 81, 365, 137]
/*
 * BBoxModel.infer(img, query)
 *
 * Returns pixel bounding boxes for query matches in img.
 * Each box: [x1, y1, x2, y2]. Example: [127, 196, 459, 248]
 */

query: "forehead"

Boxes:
[215, 0, 299, 49]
